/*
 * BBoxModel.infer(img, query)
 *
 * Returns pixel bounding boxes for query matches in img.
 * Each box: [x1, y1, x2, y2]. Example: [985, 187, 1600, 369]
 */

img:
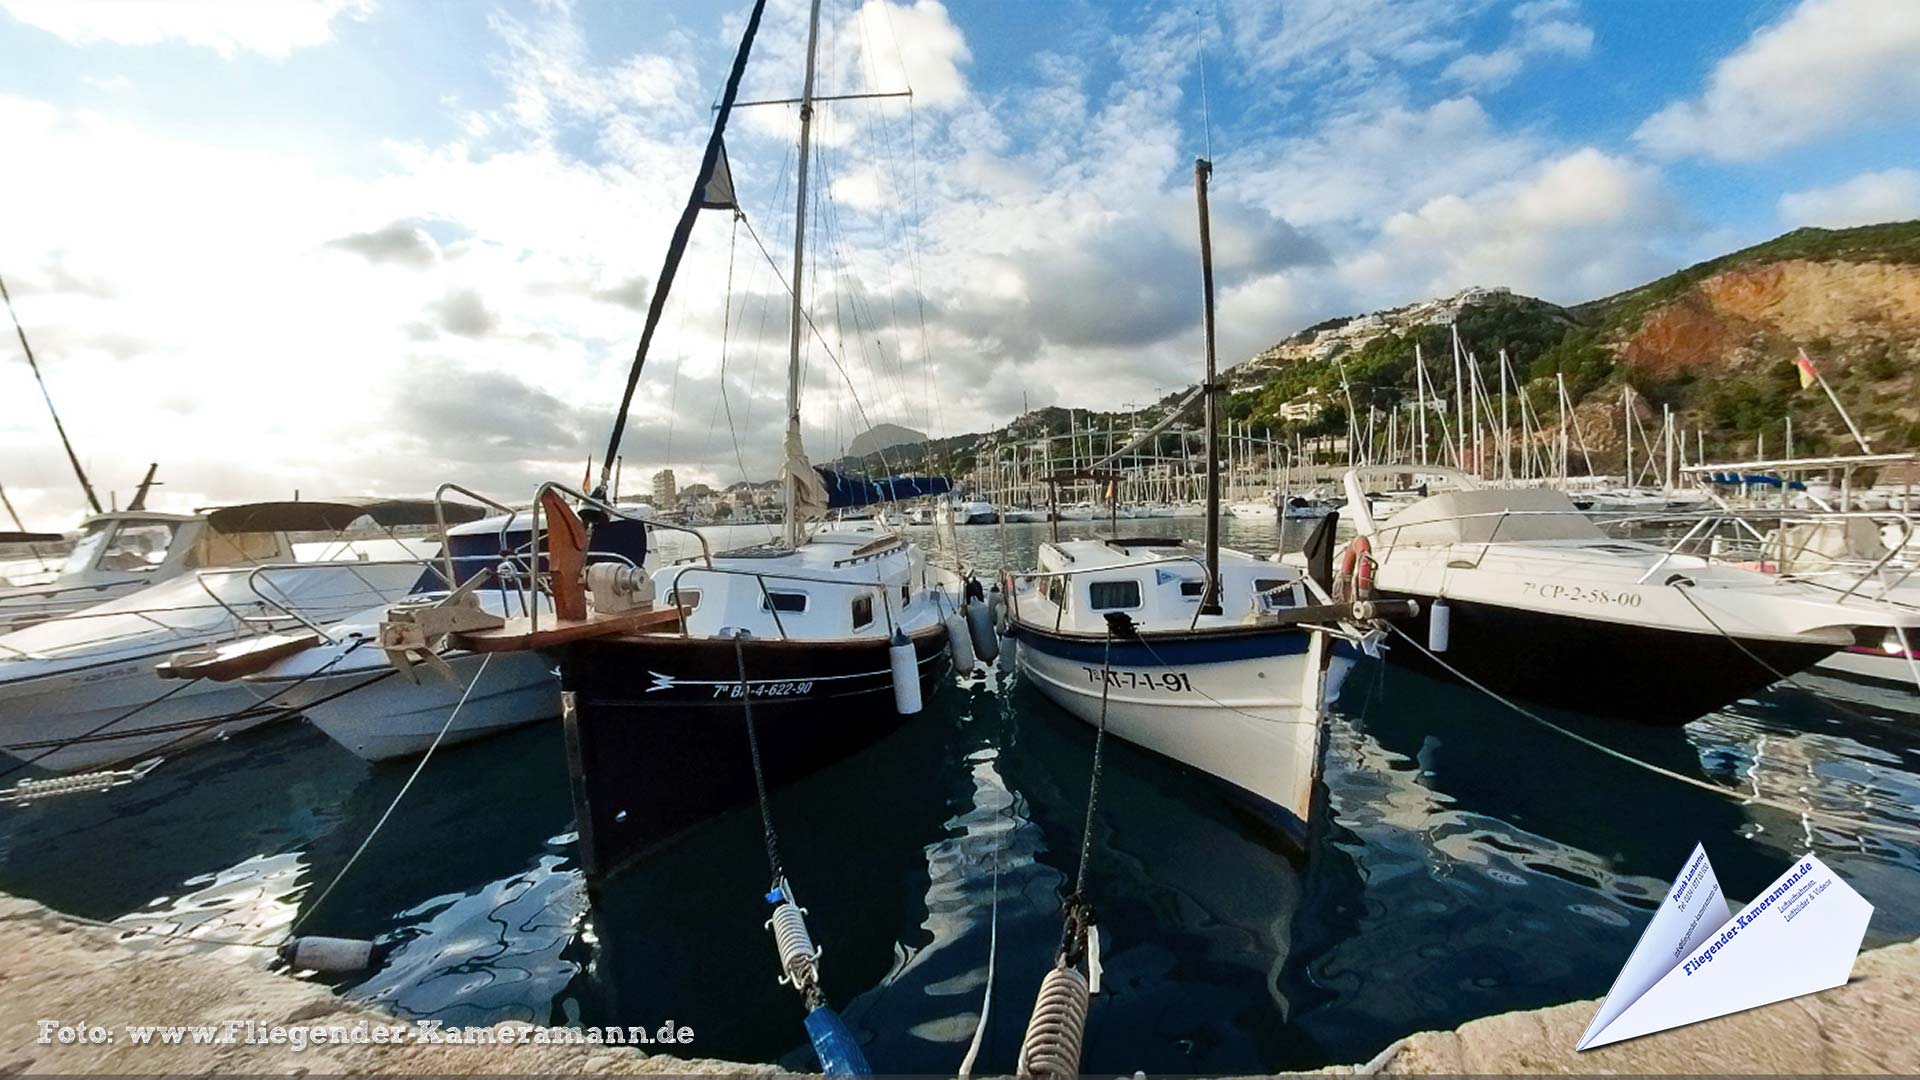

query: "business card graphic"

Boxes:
[1577, 844, 1872, 1050]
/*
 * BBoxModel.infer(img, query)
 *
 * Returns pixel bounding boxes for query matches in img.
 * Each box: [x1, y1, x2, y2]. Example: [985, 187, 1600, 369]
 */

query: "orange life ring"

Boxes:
[1336, 535, 1374, 602]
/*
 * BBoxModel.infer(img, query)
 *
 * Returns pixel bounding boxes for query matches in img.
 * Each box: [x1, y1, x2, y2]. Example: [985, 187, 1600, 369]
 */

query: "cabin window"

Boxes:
[58, 523, 113, 576]
[763, 590, 808, 613]
[1088, 579, 1142, 611]
[1179, 580, 1205, 598]
[97, 522, 181, 572]
[667, 588, 701, 611]
[901, 584, 910, 604]
[1044, 576, 1066, 607]
[851, 595, 874, 629]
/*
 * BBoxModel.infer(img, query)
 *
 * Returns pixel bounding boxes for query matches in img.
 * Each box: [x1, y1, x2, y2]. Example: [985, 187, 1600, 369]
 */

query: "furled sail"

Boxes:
[784, 427, 830, 522]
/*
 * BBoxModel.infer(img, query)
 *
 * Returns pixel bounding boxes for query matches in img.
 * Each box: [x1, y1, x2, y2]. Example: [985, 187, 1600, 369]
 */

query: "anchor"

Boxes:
[376, 574, 505, 682]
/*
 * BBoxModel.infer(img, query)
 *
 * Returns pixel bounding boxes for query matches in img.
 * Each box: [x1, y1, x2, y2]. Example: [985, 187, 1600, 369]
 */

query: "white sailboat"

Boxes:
[1008, 157, 1408, 843]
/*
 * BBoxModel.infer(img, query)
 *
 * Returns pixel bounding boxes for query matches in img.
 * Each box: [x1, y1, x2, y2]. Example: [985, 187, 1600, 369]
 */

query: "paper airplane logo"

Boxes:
[1577, 843, 1873, 1050]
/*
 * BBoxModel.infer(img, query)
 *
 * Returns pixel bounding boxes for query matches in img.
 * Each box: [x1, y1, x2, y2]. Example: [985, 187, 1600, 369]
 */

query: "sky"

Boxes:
[2, 0, 1919, 523]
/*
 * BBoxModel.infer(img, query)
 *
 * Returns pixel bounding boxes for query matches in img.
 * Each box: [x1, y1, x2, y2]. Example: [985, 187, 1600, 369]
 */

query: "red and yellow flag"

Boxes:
[1793, 349, 1819, 390]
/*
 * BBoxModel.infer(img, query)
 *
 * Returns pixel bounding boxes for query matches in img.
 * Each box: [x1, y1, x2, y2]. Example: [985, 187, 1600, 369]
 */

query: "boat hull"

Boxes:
[1813, 645, 1920, 692]
[0, 653, 287, 772]
[1011, 622, 1342, 847]
[274, 650, 560, 761]
[1377, 590, 1837, 724]
[560, 625, 950, 879]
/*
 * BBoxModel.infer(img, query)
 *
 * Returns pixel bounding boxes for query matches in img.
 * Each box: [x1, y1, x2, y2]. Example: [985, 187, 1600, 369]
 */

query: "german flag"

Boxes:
[1793, 349, 1819, 390]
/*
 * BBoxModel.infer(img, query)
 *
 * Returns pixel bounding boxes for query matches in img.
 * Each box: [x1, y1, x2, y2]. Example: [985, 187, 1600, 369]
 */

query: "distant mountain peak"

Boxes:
[847, 423, 928, 460]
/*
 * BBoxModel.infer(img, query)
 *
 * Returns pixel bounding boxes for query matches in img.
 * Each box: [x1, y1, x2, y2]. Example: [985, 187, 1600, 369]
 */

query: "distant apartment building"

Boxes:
[652, 469, 677, 509]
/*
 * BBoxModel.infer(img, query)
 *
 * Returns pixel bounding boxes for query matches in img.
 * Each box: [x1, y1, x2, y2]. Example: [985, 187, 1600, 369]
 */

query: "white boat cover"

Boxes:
[1381, 488, 1607, 546]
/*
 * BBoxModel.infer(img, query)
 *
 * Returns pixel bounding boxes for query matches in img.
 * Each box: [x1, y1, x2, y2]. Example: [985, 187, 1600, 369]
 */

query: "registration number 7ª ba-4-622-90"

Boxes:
[1081, 668, 1194, 692]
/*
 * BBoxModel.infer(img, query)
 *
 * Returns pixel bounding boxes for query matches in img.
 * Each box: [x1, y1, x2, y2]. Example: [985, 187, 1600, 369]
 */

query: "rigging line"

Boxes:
[902, 96, 946, 456]
[813, 163, 908, 479]
[738, 213, 881, 435]
[1, 272, 102, 515]
[719, 213, 756, 489]
[294, 653, 494, 933]
[599, 0, 771, 492]
[1384, 623, 1920, 843]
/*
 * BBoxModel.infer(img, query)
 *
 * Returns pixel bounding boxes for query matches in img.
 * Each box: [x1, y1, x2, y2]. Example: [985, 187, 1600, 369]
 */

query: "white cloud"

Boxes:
[1231, 96, 1540, 229]
[1218, 0, 1476, 83]
[1635, 0, 1920, 162]
[1444, 0, 1593, 88]
[851, 1, 970, 107]
[1779, 168, 1920, 227]
[1353, 148, 1678, 303]
[0, 0, 371, 59]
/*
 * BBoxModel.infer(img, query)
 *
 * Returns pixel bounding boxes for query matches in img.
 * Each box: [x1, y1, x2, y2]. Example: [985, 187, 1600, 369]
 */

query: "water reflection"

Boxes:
[0, 518, 1917, 1074]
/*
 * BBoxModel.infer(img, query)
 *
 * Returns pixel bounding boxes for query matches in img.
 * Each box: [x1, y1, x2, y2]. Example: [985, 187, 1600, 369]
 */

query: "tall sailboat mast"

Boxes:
[1195, 156, 1222, 614]
[781, 0, 826, 548]
[2, 273, 102, 516]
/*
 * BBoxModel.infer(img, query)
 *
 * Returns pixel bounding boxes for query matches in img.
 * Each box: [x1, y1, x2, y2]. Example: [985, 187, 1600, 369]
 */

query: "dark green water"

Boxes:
[1, 518, 1917, 1073]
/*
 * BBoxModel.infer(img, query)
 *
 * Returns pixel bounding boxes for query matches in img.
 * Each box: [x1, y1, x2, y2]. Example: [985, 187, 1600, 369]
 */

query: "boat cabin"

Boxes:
[654, 523, 941, 641]
[1017, 537, 1311, 633]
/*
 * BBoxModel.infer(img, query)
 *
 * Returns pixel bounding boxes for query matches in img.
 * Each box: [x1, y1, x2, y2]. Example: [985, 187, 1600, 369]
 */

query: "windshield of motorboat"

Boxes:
[95, 520, 183, 573]
[57, 521, 114, 576]
[1380, 488, 1607, 546]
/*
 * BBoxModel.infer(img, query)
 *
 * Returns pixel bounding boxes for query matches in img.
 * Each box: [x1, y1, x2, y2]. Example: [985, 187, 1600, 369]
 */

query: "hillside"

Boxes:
[843, 220, 1920, 480]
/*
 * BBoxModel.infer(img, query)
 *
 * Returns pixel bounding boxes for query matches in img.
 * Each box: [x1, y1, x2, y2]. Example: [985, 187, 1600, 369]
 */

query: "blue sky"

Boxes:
[2, 0, 1918, 518]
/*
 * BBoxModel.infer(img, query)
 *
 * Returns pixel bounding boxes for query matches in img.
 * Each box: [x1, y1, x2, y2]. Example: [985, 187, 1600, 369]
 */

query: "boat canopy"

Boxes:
[816, 469, 952, 509]
[1702, 472, 1806, 489]
[203, 498, 487, 534]
[1381, 488, 1607, 545]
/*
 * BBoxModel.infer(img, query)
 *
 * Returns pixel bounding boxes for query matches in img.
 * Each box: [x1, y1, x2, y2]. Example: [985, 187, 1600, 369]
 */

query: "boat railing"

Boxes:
[524, 481, 713, 635]
[1005, 553, 1219, 633]
[191, 557, 457, 639]
[1369, 504, 1918, 602]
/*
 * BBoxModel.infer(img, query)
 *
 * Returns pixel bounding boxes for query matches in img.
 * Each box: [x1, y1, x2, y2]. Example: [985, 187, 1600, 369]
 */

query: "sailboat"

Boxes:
[1005, 157, 1413, 845]
[471, 0, 967, 881]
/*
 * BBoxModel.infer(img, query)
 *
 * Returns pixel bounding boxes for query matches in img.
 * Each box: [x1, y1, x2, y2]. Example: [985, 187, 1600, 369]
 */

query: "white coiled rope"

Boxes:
[1017, 965, 1091, 1080]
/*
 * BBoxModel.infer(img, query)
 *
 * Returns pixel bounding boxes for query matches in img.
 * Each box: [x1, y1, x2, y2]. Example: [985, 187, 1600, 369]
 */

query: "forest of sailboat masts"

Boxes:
[968, 326, 1727, 513]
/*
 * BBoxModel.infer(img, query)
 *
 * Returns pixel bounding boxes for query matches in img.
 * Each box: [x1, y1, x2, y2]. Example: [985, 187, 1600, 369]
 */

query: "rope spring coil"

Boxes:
[768, 891, 823, 1005]
[1017, 965, 1091, 1080]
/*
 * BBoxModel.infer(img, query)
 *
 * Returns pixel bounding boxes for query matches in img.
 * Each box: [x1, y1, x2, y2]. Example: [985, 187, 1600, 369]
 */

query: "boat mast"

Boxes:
[1194, 156, 1222, 614]
[2, 273, 102, 516]
[781, 0, 825, 548]
[1414, 344, 1429, 466]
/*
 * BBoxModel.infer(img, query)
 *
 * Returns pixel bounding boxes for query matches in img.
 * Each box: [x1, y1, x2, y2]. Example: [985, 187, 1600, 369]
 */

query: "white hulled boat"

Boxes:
[0, 498, 472, 772]
[1007, 156, 1407, 845]
[1332, 465, 1920, 724]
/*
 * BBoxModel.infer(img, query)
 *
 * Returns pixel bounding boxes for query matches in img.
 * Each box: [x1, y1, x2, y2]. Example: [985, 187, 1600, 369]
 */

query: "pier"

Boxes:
[3, 889, 1915, 1075]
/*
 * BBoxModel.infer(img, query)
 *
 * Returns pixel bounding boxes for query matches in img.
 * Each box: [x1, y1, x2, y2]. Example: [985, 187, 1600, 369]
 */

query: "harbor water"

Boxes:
[1, 517, 1917, 1074]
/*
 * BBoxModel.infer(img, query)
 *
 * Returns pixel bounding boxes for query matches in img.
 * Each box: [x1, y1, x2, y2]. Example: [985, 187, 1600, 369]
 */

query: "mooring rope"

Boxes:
[1385, 623, 1920, 843]
[293, 652, 493, 932]
[1667, 579, 1891, 725]
[732, 631, 785, 884]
